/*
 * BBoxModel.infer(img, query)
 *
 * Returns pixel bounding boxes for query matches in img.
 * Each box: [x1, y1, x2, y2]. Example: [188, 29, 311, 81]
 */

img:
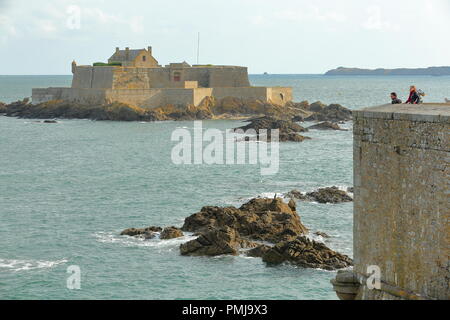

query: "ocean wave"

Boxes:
[93, 231, 197, 250]
[0, 258, 68, 272]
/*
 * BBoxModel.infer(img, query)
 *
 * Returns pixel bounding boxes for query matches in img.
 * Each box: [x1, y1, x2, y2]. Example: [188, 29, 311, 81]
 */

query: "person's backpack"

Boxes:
[417, 89, 426, 104]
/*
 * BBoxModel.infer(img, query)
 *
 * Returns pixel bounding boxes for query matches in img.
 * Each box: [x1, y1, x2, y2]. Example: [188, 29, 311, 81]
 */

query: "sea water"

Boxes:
[0, 75, 449, 299]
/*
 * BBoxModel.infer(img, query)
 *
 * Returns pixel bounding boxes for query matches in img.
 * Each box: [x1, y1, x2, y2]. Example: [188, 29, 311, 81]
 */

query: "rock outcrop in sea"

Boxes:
[120, 197, 353, 270]
[182, 198, 308, 243]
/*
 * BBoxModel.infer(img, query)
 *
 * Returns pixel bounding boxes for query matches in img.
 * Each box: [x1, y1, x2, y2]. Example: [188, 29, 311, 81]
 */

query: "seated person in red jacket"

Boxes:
[406, 86, 420, 104]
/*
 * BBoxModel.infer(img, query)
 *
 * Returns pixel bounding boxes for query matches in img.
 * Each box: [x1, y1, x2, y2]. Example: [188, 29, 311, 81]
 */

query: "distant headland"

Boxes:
[325, 66, 450, 76]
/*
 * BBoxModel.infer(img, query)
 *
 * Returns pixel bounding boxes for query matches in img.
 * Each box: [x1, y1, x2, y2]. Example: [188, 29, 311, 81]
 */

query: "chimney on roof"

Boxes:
[125, 47, 129, 60]
[148, 46, 152, 55]
[115, 47, 119, 53]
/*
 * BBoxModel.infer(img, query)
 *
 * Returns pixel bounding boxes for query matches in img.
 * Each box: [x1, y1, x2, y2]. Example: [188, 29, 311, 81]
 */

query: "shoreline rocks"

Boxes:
[0, 98, 352, 123]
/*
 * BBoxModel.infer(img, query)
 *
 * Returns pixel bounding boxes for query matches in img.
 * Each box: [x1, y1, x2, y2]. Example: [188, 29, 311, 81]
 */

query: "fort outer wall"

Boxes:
[32, 65, 292, 107]
[351, 104, 449, 300]
[70, 65, 251, 89]
[32, 86, 292, 108]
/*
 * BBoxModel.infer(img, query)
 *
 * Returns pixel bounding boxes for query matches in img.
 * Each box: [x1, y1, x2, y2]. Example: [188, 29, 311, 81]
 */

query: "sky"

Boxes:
[0, 0, 449, 74]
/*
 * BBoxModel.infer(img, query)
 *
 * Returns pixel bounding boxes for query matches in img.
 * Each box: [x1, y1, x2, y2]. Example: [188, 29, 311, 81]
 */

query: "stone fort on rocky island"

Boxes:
[32, 46, 292, 108]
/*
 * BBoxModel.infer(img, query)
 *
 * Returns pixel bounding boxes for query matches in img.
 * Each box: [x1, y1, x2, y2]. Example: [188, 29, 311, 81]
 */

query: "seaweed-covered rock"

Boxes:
[262, 236, 353, 270]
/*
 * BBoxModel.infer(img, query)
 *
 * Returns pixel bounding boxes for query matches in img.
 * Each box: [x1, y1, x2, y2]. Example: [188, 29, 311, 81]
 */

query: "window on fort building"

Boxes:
[142, 56, 147, 62]
[173, 72, 181, 82]
[280, 93, 284, 101]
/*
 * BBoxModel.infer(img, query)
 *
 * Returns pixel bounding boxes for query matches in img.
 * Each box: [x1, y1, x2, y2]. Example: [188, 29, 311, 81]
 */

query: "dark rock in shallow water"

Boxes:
[306, 187, 353, 204]
[285, 189, 308, 201]
[160, 226, 184, 240]
[234, 116, 310, 143]
[235, 116, 308, 133]
[286, 187, 352, 204]
[262, 236, 353, 270]
[308, 121, 348, 131]
[182, 197, 309, 243]
[180, 227, 254, 256]
[120, 226, 162, 239]
[43, 120, 58, 123]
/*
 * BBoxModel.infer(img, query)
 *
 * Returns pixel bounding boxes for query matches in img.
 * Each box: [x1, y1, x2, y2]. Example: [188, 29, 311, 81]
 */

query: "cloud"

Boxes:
[130, 16, 144, 33]
[362, 5, 399, 31]
[0, 14, 16, 42]
[249, 15, 265, 26]
[274, 5, 347, 23]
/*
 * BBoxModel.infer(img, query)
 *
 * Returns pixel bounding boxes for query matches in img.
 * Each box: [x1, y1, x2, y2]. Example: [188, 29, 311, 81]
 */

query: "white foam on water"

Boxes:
[0, 258, 68, 272]
[93, 231, 197, 250]
[242, 192, 290, 203]
[305, 233, 327, 244]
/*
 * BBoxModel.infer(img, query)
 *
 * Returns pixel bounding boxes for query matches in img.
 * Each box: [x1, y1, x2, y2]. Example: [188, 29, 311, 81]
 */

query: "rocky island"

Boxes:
[1, 45, 353, 124]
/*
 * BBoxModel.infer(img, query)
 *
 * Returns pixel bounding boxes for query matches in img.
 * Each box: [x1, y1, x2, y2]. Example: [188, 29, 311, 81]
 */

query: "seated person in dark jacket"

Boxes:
[406, 86, 420, 104]
[391, 92, 402, 104]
